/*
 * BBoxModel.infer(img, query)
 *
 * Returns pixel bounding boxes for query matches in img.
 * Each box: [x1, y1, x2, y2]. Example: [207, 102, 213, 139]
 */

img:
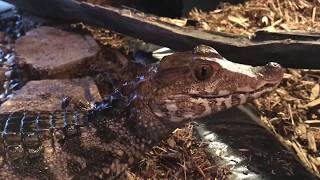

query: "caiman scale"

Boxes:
[0, 45, 283, 179]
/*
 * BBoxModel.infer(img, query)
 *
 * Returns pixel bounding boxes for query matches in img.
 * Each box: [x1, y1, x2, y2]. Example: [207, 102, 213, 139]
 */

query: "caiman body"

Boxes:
[0, 45, 283, 179]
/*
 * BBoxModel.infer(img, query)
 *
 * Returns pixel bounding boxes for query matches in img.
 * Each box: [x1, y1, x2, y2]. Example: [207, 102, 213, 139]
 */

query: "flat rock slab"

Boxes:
[0, 77, 102, 113]
[16, 26, 100, 79]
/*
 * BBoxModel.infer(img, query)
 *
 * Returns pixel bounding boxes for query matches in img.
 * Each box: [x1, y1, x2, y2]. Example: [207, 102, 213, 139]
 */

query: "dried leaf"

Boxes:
[167, 138, 176, 148]
[227, 15, 249, 28]
[304, 98, 320, 108]
[295, 124, 307, 139]
[307, 131, 317, 153]
[310, 84, 320, 101]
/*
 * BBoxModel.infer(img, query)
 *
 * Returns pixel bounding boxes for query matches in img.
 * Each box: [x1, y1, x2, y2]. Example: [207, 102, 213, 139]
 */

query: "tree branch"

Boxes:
[5, 0, 320, 68]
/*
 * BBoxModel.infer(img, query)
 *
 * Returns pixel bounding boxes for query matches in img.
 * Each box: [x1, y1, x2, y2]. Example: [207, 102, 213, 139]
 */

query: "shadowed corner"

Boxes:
[195, 105, 318, 180]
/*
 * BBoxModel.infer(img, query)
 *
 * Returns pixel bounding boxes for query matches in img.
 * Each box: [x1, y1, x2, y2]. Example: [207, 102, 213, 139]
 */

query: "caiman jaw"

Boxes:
[148, 45, 284, 123]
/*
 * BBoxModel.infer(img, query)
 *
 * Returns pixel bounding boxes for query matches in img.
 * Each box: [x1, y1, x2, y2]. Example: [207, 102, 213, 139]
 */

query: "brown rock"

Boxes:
[15, 26, 100, 79]
[0, 77, 101, 113]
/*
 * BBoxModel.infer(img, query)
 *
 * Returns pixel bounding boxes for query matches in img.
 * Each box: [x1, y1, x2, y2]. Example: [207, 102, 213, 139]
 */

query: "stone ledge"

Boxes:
[0, 77, 101, 113]
[16, 26, 101, 79]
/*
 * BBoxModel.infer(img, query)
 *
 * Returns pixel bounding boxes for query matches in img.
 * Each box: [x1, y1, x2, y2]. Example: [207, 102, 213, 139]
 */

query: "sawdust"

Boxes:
[189, 0, 320, 37]
[76, 0, 320, 178]
[134, 0, 320, 178]
[188, 0, 320, 177]
[67, 23, 131, 54]
[254, 69, 320, 177]
[127, 123, 230, 179]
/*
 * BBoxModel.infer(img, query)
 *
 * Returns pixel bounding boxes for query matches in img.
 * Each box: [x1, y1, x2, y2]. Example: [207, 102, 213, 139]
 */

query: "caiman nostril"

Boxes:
[267, 62, 281, 68]
[266, 62, 282, 69]
[261, 62, 284, 82]
[264, 62, 283, 72]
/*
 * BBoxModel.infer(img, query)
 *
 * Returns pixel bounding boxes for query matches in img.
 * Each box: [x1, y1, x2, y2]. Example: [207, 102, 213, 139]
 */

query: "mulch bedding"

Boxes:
[125, 0, 320, 179]
[2, 0, 320, 179]
[189, 0, 320, 37]
[128, 123, 231, 179]
[254, 69, 320, 177]
[188, 0, 320, 177]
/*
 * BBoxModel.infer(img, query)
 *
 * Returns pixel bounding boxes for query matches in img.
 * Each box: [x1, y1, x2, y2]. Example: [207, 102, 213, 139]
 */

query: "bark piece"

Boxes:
[5, 0, 320, 68]
[0, 77, 101, 113]
[307, 131, 317, 153]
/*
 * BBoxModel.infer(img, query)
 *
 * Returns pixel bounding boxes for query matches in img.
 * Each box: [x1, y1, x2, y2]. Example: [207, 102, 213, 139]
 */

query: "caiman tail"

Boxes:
[0, 111, 89, 162]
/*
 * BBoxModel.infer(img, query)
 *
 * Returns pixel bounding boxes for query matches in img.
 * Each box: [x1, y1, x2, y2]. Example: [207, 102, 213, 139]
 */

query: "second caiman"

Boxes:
[0, 45, 283, 179]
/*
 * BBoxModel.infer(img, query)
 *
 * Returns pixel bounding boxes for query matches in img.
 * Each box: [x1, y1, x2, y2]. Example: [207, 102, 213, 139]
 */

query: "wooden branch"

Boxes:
[253, 30, 320, 41]
[5, 0, 320, 69]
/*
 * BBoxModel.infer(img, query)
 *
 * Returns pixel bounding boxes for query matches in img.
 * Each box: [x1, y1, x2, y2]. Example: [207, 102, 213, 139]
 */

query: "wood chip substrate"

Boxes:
[2, 0, 320, 179]
[189, 0, 320, 177]
[254, 69, 320, 177]
[88, 0, 320, 178]
[189, 0, 320, 37]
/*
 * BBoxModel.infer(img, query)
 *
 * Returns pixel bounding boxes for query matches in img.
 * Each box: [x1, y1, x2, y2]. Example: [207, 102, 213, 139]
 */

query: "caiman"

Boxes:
[0, 45, 283, 179]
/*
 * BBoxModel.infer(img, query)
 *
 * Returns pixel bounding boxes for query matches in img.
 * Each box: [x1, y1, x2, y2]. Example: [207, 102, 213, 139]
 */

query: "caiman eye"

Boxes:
[194, 65, 214, 81]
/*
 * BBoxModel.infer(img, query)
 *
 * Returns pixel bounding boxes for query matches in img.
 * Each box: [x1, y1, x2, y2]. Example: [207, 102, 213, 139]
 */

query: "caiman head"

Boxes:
[143, 45, 283, 124]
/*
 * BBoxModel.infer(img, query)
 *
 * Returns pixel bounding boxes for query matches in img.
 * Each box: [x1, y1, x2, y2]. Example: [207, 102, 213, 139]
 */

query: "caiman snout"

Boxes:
[259, 62, 284, 83]
[149, 45, 285, 123]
